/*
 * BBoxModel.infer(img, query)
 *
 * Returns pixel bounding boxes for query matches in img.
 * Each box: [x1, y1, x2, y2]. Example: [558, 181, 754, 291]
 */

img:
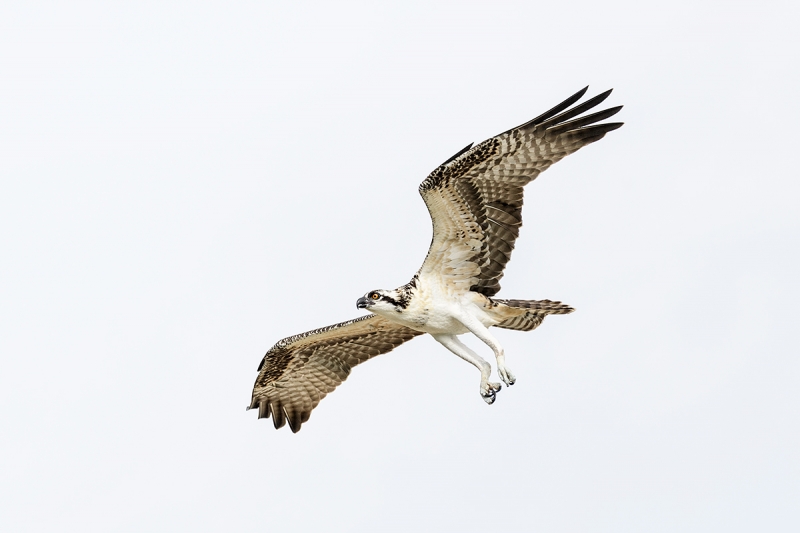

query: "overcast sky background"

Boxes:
[1, 1, 798, 531]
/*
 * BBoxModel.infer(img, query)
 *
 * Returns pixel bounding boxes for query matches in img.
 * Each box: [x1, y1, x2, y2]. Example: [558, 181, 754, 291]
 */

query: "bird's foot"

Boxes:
[480, 381, 502, 404]
[498, 365, 516, 387]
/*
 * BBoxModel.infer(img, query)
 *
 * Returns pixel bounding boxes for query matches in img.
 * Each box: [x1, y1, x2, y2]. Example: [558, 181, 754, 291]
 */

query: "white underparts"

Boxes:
[367, 277, 517, 403]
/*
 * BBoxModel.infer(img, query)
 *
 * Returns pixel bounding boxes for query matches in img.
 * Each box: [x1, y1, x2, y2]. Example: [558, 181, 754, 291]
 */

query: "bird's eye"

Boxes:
[370, 292, 380, 300]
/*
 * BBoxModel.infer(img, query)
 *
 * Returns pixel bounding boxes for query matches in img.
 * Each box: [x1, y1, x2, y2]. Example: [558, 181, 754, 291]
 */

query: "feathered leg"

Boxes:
[454, 311, 516, 387]
[432, 334, 502, 404]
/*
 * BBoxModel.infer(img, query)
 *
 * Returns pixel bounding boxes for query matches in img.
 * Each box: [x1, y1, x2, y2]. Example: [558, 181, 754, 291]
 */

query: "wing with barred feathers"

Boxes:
[249, 314, 423, 433]
[417, 87, 623, 296]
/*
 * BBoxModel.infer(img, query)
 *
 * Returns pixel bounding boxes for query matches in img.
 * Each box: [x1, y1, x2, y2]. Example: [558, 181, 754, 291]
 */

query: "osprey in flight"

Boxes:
[249, 87, 622, 432]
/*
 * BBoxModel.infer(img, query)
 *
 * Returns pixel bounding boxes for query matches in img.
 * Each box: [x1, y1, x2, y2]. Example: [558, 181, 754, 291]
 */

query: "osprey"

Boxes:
[249, 87, 623, 432]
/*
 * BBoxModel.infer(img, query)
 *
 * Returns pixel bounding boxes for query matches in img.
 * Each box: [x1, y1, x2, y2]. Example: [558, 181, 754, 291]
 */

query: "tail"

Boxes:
[490, 298, 574, 332]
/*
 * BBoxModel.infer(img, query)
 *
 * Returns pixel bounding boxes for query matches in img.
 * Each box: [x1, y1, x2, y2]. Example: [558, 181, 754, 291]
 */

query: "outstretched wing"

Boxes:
[418, 87, 623, 296]
[249, 314, 423, 432]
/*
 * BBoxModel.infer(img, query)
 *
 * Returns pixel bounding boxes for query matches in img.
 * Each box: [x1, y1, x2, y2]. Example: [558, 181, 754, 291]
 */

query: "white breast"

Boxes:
[388, 274, 500, 335]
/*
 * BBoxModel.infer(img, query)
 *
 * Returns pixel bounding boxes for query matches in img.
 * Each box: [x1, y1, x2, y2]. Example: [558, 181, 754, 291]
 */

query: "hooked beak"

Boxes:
[356, 296, 370, 309]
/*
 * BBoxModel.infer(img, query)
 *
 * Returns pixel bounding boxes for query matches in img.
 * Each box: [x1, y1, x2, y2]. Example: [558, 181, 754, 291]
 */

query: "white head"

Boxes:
[356, 289, 409, 315]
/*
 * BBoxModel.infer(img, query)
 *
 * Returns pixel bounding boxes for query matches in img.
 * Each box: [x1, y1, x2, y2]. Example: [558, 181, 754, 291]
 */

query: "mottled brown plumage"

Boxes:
[249, 315, 423, 432]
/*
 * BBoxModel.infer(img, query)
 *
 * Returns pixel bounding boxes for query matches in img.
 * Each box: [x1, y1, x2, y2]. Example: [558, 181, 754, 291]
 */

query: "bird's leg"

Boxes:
[455, 312, 516, 387]
[432, 334, 501, 404]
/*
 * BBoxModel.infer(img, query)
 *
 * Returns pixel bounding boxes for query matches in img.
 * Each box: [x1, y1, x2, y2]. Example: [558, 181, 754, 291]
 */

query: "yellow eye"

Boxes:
[370, 293, 380, 300]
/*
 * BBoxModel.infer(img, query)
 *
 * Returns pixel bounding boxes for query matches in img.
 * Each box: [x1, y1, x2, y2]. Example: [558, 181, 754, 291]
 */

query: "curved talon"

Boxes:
[480, 382, 502, 404]
[499, 366, 516, 387]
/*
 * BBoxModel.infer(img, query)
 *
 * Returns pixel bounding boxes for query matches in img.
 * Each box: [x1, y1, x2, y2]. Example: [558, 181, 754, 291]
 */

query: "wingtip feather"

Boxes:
[257, 400, 272, 419]
[272, 405, 286, 429]
[543, 106, 624, 139]
[499, 86, 591, 136]
[534, 89, 616, 132]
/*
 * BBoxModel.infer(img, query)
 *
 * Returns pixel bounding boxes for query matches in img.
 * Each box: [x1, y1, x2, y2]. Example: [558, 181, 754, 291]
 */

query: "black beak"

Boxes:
[356, 296, 370, 309]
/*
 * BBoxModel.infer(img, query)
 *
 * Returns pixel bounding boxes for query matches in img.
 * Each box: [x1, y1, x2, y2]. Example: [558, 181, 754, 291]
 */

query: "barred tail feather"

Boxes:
[491, 298, 574, 332]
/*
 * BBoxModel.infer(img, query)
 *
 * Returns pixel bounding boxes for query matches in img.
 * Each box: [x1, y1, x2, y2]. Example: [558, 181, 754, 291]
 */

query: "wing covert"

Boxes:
[249, 314, 423, 432]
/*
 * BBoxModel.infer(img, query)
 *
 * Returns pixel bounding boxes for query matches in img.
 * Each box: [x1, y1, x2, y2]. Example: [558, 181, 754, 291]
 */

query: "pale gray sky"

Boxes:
[1, 1, 798, 531]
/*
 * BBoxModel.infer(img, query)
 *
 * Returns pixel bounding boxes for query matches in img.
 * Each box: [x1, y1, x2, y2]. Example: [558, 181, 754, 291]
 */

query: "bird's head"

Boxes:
[356, 289, 407, 314]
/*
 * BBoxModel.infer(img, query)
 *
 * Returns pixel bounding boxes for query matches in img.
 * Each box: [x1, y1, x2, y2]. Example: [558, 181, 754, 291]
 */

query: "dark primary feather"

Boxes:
[535, 89, 614, 130]
[499, 86, 590, 135]
[417, 87, 623, 296]
[249, 315, 423, 433]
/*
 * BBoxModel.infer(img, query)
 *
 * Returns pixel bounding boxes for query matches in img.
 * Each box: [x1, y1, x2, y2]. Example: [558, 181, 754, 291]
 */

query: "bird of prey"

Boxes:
[249, 87, 622, 432]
